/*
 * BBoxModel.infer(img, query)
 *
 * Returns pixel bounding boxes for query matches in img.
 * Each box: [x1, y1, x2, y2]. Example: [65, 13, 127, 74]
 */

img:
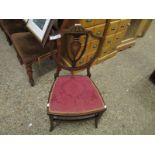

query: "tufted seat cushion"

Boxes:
[11, 32, 54, 64]
[48, 75, 105, 116]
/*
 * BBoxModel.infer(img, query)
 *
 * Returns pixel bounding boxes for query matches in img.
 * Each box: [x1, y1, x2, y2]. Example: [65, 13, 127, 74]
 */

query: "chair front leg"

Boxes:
[5, 34, 12, 45]
[25, 63, 34, 86]
[17, 53, 23, 65]
[49, 115, 54, 131]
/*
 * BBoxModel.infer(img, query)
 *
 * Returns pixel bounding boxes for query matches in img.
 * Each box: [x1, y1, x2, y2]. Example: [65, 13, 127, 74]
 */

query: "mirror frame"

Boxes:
[26, 19, 55, 46]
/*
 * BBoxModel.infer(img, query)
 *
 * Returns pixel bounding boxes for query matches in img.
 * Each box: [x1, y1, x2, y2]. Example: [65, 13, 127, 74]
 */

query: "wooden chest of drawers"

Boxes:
[78, 19, 130, 65]
[59, 19, 151, 68]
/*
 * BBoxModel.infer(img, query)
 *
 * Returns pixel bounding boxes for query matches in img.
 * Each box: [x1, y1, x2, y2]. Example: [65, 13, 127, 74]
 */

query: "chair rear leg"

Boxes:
[49, 115, 54, 131]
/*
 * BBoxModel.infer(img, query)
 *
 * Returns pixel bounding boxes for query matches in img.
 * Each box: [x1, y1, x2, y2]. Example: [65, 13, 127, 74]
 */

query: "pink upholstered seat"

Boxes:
[48, 75, 105, 116]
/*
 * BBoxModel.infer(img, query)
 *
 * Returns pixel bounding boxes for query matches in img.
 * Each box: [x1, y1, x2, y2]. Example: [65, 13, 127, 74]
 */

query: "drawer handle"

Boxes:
[111, 28, 116, 30]
[116, 38, 120, 40]
[121, 25, 125, 28]
[93, 44, 97, 48]
[86, 19, 92, 22]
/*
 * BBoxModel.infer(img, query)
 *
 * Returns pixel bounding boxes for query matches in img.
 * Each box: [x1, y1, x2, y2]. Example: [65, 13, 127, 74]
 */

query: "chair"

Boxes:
[11, 32, 55, 86]
[47, 25, 107, 131]
[0, 19, 28, 45]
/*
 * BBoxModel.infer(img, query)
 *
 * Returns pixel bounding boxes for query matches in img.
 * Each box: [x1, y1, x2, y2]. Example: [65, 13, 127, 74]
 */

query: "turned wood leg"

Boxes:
[25, 63, 34, 86]
[17, 53, 23, 65]
[49, 115, 54, 131]
[5, 34, 12, 45]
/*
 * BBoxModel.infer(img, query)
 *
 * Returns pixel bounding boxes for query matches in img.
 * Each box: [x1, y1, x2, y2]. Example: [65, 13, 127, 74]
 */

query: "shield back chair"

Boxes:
[47, 24, 109, 131]
[0, 19, 28, 45]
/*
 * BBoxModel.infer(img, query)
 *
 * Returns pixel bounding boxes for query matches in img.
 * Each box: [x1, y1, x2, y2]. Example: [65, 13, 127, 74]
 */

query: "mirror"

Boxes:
[32, 19, 46, 30]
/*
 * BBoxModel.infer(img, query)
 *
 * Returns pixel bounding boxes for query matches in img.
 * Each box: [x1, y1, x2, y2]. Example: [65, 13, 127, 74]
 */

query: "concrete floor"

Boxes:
[0, 21, 155, 135]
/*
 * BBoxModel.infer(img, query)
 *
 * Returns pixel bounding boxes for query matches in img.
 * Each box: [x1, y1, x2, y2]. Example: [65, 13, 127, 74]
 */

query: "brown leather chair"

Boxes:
[11, 32, 55, 86]
[0, 19, 28, 45]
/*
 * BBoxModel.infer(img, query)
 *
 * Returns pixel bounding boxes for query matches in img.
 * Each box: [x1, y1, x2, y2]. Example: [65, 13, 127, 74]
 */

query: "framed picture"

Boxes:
[26, 19, 55, 46]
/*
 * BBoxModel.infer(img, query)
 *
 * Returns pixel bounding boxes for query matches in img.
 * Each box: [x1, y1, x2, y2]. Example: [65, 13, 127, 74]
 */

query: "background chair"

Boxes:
[47, 25, 108, 131]
[11, 32, 55, 86]
[0, 19, 28, 45]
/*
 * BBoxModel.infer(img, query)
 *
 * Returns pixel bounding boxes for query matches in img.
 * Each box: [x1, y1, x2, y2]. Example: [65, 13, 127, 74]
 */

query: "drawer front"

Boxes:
[79, 40, 100, 61]
[113, 30, 127, 46]
[80, 24, 105, 43]
[79, 19, 106, 28]
[76, 53, 97, 67]
[77, 58, 84, 66]
[98, 46, 112, 57]
[103, 34, 115, 49]
[79, 19, 94, 28]
[89, 40, 100, 54]
[87, 52, 98, 64]
[77, 55, 87, 66]
[80, 35, 88, 45]
[87, 53, 93, 62]
[106, 20, 120, 35]
[109, 19, 119, 22]
[117, 19, 131, 31]
[98, 48, 107, 57]
[94, 24, 105, 37]
[94, 19, 106, 25]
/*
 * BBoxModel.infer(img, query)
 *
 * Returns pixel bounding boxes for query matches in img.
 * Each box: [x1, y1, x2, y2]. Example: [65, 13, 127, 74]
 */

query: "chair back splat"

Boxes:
[53, 23, 109, 79]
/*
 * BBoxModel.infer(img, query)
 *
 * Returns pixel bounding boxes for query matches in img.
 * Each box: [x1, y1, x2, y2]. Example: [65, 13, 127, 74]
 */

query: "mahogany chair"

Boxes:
[47, 25, 107, 131]
[0, 19, 28, 45]
[11, 32, 55, 86]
